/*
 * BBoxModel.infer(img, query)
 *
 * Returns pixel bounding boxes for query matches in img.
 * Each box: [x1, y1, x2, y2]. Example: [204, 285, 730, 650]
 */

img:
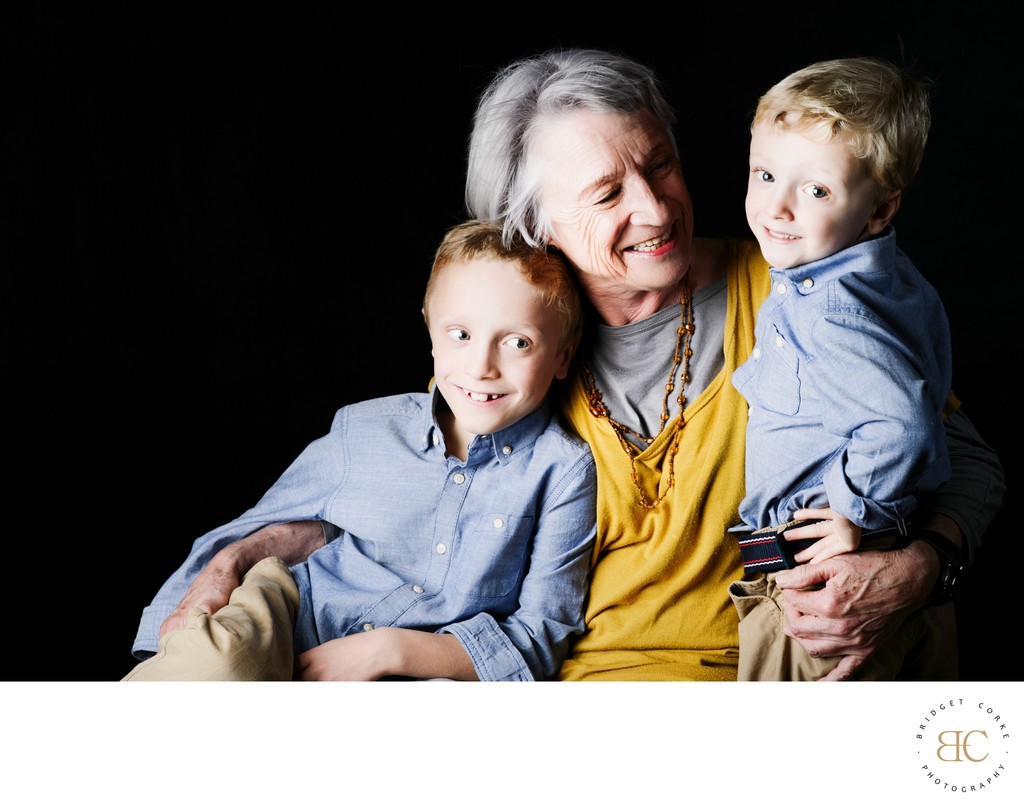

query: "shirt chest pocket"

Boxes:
[753, 325, 802, 416]
[453, 514, 534, 599]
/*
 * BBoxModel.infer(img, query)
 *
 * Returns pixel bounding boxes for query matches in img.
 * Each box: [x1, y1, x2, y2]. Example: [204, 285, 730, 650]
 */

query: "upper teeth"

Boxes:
[469, 392, 500, 401]
[633, 234, 668, 252]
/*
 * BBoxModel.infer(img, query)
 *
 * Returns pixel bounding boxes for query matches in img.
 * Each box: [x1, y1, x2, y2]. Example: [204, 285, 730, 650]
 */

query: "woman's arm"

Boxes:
[158, 520, 327, 637]
[133, 411, 352, 659]
[928, 407, 1007, 561]
[772, 407, 1004, 680]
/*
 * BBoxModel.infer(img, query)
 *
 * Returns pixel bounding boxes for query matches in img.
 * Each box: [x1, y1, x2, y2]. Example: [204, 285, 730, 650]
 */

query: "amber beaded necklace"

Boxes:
[581, 276, 694, 509]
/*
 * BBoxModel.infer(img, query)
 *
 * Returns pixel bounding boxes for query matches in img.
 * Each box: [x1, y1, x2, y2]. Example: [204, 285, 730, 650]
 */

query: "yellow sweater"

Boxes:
[558, 240, 769, 681]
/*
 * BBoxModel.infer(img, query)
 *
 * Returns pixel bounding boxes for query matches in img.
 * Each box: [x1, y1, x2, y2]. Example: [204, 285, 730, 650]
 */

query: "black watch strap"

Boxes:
[893, 529, 966, 606]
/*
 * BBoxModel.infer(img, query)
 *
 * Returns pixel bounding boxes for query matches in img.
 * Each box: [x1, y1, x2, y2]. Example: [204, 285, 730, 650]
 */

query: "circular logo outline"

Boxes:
[911, 696, 1013, 795]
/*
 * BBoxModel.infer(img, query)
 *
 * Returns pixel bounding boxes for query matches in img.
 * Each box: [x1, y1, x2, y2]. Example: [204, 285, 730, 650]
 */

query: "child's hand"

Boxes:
[786, 507, 861, 564]
[294, 630, 395, 681]
[294, 627, 475, 681]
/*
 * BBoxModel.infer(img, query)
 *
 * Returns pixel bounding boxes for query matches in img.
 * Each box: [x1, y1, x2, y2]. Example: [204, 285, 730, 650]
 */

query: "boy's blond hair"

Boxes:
[753, 57, 931, 200]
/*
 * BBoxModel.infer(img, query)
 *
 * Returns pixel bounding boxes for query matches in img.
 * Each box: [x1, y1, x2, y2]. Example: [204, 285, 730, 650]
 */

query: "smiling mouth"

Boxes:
[627, 225, 674, 252]
[765, 227, 798, 240]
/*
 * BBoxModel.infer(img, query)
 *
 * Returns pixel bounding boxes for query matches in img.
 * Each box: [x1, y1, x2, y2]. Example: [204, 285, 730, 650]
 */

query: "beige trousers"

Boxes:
[729, 572, 958, 681]
[122, 557, 299, 681]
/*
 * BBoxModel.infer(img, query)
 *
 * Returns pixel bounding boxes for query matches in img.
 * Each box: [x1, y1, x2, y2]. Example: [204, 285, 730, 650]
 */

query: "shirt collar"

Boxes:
[422, 386, 553, 466]
[769, 226, 897, 291]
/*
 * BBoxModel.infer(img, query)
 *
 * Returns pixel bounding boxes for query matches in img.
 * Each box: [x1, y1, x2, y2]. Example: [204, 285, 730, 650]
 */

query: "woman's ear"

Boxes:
[865, 190, 902, 236]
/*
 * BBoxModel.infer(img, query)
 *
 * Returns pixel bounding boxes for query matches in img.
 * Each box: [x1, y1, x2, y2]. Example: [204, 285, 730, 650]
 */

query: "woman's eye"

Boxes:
[597, 187, 622, 204]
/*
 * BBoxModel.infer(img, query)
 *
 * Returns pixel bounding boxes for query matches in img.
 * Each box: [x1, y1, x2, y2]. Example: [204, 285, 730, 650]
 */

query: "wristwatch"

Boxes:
[892, 529, 966, 606]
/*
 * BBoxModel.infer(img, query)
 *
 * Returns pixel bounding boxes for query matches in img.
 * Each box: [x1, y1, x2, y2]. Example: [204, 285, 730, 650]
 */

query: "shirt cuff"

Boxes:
[441, 613, 535, 681]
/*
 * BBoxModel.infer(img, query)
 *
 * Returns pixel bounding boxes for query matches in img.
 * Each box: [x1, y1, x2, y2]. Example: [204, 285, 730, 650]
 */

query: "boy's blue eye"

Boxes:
[807, 185, 828, 199]
[447, 328, 471, 342]
[505, 337, 530, 350]
[759, 170, 774, 183]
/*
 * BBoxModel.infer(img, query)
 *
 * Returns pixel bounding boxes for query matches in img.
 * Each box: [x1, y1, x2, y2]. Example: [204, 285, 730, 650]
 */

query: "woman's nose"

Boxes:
[626, 178, 670, 226]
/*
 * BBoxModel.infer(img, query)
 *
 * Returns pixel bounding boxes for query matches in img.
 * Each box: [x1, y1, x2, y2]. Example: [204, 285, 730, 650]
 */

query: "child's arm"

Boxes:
[294, 628, 477, 681]
[808, 310, 949, 528]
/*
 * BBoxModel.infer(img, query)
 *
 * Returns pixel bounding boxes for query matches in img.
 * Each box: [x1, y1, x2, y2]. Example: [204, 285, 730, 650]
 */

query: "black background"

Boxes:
[9, 5, 1016, 681]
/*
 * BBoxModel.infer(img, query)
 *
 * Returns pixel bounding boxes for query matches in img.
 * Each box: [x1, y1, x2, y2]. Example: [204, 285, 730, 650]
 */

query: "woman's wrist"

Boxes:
[897, 539, 942, 609]
[908, 513, 967, 605]
[227, 521, 325, 570]
[893, 518, 966, 607]
[206, 540, 253, 580]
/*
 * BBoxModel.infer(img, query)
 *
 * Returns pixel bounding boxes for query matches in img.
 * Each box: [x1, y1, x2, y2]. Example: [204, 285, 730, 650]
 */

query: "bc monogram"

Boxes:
[935, 730, 988, 762]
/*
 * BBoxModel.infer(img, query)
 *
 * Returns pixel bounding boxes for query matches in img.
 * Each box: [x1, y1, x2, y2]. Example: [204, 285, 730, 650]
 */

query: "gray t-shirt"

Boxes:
[585, 275, 727, 444]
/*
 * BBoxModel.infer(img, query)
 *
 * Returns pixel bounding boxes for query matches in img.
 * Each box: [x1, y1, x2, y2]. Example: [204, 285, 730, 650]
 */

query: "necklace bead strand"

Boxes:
[582, 276, 695, 509]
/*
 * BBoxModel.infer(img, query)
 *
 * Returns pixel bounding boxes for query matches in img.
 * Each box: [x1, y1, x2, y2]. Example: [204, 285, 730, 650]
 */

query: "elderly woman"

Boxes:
[460, 47, 1003, 681]
[133, 48, 1004, 681]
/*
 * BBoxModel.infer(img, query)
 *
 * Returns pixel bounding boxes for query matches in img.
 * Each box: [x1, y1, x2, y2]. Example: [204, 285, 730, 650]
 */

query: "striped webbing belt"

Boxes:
[735, 518, 911, 573]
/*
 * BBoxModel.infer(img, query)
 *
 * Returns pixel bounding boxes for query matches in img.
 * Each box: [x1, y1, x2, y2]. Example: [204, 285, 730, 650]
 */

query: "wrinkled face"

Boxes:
[530, 109, 693, 295]
[745, 120, 884, 270]
[426, 257, 572, 439]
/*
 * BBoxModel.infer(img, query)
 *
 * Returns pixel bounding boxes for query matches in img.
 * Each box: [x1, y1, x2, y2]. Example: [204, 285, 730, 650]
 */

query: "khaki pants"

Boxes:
[123, 557, 299, 681]
[729, 572, 958, 681]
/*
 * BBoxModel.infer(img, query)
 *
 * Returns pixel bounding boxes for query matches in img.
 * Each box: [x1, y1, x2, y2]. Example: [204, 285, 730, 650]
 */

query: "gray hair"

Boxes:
[465, 48, 677, 248]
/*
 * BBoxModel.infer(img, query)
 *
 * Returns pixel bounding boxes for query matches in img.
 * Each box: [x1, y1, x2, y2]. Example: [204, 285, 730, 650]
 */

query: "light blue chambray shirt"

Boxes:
[731, 228, 952, 531]
[132, 388, 597, 681]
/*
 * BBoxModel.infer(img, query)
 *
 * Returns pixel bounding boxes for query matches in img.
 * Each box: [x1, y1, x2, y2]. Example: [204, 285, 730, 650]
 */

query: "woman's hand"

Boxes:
[773, 540, 939, 680]
[158, 520, 327, 638]
[158, 555, 245, 637]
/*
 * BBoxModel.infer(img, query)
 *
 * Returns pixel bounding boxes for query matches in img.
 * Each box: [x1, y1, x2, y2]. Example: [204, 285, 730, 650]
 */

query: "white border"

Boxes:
[2, 681, 1020, 804]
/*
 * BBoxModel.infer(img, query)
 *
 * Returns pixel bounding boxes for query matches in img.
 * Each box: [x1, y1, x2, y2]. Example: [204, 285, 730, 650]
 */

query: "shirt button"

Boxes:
[802, 277, 814, 289]
[774, 335, 784, 348]
[775, 283, 787, 295]
[435, 543, 447, 554]
[432, 432, 440, 446]
[493, 517, 505, 529]
[752, 346, 762, 359]
[502, 445, 512, 455]
[453, 472, 466, 485]
[412, 585, 424, 594]
[362, 623, 374, 632]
